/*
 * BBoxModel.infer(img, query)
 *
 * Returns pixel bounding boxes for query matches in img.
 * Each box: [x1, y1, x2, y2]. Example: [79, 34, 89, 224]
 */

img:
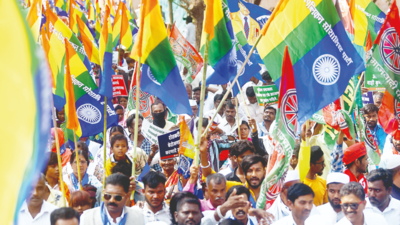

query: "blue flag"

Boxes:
[141, 64, 192, 115]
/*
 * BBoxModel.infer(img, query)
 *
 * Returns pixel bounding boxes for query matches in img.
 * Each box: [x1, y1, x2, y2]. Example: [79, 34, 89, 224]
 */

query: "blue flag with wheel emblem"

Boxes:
[256, 0, 365, 124]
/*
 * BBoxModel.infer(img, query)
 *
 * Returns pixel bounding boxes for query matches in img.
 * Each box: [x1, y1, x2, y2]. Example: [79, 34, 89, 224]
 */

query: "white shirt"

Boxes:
[240, 99, 264, 123]
[17, 200, 58, 225]
[317, 202, 345, 224]
[335, 211, 388, 225]
[272, 214, 324, 225]
[105, 206, 126, 225]
[364, 197, 400, 225]
[134, 202, 171, 224]
[379, 134, 394, 169]
[267, 195, 320, 223]
[218, 118, 238, 136]
[183, 22, 196, 47]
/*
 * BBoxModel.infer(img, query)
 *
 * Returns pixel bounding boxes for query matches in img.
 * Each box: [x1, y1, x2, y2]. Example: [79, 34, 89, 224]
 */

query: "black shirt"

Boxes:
[225, 167, 243, 183]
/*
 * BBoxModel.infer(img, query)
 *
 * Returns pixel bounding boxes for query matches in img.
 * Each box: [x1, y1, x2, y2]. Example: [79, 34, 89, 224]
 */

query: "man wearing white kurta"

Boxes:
[317, 173, 349, 224]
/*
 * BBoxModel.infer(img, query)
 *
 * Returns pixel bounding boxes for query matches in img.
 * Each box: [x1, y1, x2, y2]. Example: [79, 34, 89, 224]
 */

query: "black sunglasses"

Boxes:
[104, 193, 123, 202]
[341, 201, 362, 210]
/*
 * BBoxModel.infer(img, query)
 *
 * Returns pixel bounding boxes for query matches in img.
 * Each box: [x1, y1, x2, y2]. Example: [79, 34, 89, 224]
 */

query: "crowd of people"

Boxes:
[14, 0, 400, 224]
[17, 54, 400, 224]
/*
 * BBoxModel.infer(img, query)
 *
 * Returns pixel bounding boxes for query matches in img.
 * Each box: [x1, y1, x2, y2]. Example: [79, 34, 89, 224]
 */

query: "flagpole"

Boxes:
[50, 100, 66, 207]
[194, 33, 210, 166]
[131, 58, 141, 200]
[235, 80, 252, 118]
[347, 72, 365, 113]
[102, 95, 107, 199]
[73, 128, 82, 190]
[235, 96, 241, 139]
[202, 35, 263, 137]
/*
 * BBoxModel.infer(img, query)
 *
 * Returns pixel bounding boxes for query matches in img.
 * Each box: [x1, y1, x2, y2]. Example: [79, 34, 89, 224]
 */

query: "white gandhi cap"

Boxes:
[326, 172, 350, 185]
[284, 170, 300, 184]
[386, 155, 400, 170]
[189, 99, 197, 107]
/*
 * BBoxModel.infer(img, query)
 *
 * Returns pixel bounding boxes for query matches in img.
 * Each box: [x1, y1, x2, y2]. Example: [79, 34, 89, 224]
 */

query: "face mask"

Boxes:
[152, 110, 166, 128]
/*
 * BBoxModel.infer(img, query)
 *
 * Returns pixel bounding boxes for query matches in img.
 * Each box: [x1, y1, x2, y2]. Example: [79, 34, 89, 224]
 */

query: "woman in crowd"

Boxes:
[160, 158, 179, 200]
[64, 150, 102, 192]
[237, 120, 251, 141]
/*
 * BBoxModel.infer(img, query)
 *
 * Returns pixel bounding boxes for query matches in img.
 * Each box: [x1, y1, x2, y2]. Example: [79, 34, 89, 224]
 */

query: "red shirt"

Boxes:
[344, 169, 368, 194]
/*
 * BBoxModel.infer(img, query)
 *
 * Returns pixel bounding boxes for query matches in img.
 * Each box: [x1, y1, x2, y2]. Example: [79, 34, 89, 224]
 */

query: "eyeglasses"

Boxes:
[313, 161, 325, 165]
[103, 193, 123, 202]
[341, 201, 363, 210]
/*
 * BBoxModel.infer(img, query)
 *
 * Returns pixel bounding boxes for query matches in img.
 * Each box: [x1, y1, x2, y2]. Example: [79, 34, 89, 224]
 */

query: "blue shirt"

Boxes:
[368, 124, 387, 152]
[141, 138, 162, 172]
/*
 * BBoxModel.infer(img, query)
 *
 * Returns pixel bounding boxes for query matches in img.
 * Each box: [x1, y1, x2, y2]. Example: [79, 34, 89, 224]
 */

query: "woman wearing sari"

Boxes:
[160, 158, 179, 200]
[64, 150, 102, 192]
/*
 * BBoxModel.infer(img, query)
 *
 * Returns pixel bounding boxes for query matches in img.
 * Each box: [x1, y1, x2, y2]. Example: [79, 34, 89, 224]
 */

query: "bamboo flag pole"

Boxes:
[194, 33, 210, 166]
[73, 128, 82, 190]
[235, 80, 252, 118]
[235, 96, 241, 139]
[347, 72, 365, 114]
[50, 100, 66, 207]
[102, 96, 107, 195]
[202, 35, 263, 137]
[231, 89, 241, 139]
[131, 58, 141, 200]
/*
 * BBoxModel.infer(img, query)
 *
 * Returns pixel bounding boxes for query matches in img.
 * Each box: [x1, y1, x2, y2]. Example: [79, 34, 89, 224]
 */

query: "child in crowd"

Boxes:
[105, 134, 132, 176]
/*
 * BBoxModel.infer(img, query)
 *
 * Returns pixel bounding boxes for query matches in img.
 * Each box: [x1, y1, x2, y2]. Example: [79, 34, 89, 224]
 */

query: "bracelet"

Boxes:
[216, 206, 224, 220]
[200, 161, 211, 169]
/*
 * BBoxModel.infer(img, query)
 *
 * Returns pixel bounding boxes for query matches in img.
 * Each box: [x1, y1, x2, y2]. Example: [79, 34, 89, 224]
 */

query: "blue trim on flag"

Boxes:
[141, 64, 193, 115]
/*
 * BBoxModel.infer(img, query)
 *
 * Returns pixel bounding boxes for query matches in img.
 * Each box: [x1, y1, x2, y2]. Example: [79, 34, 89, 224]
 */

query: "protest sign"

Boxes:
[112, 75, 128, 97]
[158, 129, 180, 160]
[169, 24, 203, 83]
[253, 85, 279, 106]
[141, 119, 167, 144]
[362, 92, 374, 105]
[365, 73, 385, 91]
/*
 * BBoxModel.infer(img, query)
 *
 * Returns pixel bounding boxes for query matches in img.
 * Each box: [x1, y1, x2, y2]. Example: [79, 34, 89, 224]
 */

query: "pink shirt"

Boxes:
[183, 182, 216, 211]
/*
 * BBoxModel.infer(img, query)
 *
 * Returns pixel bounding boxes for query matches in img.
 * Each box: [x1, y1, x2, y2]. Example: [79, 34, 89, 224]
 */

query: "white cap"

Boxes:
[284, 170, 300, 184]
[189, 99, 197, 107]
[146, 222, 169, 225]
[327, 172, 350, 185]
[386, 155, 400, 170]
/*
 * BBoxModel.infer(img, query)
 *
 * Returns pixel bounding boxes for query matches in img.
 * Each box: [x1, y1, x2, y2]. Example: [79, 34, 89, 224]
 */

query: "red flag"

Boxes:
[378, 90, 399, 133]
[365, 31, 372, 61]
[322, 99, 352, 140]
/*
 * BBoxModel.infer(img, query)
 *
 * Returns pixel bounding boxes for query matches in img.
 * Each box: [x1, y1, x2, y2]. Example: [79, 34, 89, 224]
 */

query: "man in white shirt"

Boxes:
[267, 171, 300, 221]
[272, 183, 323, 225]
[335, 182, 387, 225]
[17, 174, 58, 225]
[80, 174, 144, 225]
[134, 171, 171, 224]
[239, 77, 264, 105]
[364, 168, 400, 225]
[182, 16, 196, 47]
[218, 101, 240, 135]
[317, 172, 349, 224]
[240, 86, 264, 123]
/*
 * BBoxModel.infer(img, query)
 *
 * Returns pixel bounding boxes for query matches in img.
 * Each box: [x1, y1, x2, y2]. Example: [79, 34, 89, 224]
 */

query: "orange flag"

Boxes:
[64, 39, 80, 130]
